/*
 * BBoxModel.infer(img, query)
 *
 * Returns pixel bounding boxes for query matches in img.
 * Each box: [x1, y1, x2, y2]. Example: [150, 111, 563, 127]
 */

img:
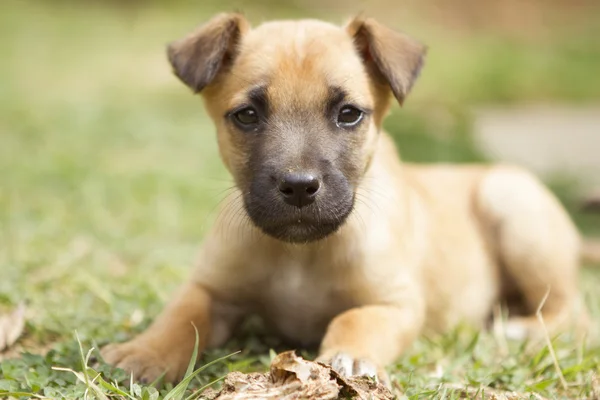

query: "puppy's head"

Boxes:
[168, 14, 426, 243]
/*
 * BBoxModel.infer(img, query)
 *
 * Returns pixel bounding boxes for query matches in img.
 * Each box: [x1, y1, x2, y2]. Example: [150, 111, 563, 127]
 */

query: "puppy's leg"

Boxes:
[317, 304, 424, 383]
[101, 282, 214, 383]
[478, 167, 589, 339]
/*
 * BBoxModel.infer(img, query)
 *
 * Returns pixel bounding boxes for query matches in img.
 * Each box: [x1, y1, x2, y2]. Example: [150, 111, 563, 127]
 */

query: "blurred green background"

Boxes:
[1, 0, 600, 397]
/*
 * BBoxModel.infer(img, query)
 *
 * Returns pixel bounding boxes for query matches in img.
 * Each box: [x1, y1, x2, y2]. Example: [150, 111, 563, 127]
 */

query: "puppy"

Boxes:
[101, 14, 588, 383]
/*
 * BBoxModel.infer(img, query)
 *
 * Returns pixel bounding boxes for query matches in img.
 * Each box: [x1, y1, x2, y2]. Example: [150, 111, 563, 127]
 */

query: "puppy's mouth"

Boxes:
[259, 214, 344, 243]
[241, 168, 356, 243]
[243, 196, 354, 243]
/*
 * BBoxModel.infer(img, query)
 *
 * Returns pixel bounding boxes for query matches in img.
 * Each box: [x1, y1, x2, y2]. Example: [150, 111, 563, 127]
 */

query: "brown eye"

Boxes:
[337, 105, 363, 127]
[233, 107, 259, 126]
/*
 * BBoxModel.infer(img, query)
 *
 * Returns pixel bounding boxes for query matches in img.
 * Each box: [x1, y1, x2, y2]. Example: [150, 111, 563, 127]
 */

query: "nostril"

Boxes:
[280, 186, 294, 196]
[305, 176, 321, 197]
[305, 182, 320, 196]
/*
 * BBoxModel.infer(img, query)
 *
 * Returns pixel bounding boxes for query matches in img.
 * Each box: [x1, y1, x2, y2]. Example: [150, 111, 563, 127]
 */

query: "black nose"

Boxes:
[278, 173, 321, 208]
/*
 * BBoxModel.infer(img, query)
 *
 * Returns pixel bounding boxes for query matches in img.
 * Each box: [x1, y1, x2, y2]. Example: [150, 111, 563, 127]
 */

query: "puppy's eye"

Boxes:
[337, 106, 363, 127]
[233, 107, 259, 127]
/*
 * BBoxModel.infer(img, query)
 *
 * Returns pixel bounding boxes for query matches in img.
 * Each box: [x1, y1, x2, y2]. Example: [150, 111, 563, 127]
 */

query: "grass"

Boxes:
[1, 0, 599, 398]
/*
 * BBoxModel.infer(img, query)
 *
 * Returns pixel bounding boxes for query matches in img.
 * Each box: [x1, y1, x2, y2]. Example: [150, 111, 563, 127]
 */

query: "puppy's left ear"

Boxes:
[347, 17, 427, 105]
[167, 13, 250, 93]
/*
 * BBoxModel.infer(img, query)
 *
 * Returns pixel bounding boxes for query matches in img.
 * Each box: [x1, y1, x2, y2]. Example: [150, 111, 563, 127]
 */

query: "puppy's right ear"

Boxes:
[167, 13, 249, 93]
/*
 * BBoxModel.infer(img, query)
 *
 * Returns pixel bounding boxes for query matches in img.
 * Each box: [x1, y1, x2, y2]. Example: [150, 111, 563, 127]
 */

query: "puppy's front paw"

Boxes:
[503, 319, 531, 341]
[318, 352, 390, 386]
[330, 352, 377, 378]
[101, 341, 185, 384]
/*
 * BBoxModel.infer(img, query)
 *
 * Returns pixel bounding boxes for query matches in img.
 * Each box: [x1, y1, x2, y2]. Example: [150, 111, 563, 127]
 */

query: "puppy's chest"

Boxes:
[256, 259, 357, 345]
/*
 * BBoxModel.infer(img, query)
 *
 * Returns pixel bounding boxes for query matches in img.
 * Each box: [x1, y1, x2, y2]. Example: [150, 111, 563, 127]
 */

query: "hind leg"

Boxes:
[477, 166, 589, 340]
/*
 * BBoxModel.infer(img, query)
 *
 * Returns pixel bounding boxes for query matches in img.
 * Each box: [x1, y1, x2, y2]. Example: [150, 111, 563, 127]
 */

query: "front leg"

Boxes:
[101, 282, 214, 383]
[317, 304, 425, 383]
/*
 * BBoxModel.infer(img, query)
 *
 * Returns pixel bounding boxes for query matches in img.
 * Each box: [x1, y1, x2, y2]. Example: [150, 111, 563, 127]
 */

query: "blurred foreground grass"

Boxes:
[1, 0, 599, 398]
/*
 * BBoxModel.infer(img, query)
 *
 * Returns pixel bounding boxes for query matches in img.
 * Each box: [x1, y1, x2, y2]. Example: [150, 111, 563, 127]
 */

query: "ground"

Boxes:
[1, 1, 599, 399]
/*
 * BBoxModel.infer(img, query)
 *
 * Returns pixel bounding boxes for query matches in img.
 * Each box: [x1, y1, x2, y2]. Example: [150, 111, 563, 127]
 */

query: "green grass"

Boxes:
[1, 0, 600, 398]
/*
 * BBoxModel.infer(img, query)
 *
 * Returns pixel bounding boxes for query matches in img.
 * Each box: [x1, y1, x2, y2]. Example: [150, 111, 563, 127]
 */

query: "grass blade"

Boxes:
[163, 352, 238, 400]
[184, 376, 226, 400]
[183, 325, 201, 382]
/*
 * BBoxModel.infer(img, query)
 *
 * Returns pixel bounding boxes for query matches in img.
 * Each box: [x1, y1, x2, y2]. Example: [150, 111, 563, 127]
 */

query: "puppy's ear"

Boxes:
[167, 13, 249, 93]
[347, 17, 426, 105]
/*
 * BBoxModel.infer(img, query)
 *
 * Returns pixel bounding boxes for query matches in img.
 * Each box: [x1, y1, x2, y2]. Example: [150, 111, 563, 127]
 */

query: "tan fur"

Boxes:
[101, 14, 588, 384]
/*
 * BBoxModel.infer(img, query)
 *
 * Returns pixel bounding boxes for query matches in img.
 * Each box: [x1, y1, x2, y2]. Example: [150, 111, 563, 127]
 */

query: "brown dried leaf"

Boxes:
[0, 303, 26, 352]
[328, 366, 394, 400]
[270, 351, 325, 385]
[201, 351, 393, 400]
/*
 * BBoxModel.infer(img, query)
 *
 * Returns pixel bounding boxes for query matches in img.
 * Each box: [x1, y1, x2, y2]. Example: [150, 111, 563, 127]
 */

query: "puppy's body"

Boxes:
[102, 16, 586, 383]
[201, 138, 493, 343]
[199, 136, 580, 346]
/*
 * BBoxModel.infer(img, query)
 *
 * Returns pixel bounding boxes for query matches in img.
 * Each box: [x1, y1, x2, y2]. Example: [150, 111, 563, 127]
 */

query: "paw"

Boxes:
[101, 341, 184, 384]
[503, 316, 550, 341]
[504, 320, 530, 341]
[330, 352, 377, 378]
[318, 352, 390, 386]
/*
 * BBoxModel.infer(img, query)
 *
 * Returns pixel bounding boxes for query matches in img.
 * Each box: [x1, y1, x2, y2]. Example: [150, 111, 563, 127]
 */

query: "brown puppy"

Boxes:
[101, 14, 588, 383]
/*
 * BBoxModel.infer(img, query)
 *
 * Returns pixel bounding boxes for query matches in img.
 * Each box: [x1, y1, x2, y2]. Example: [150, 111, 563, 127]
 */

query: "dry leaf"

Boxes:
[201, 351, 393, 400]
[270, 351, 323, 385]
[0, 303, 26, 352]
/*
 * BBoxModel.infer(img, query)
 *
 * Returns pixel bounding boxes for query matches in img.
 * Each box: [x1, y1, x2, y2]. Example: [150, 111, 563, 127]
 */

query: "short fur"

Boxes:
[102, 14, 589, 384]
